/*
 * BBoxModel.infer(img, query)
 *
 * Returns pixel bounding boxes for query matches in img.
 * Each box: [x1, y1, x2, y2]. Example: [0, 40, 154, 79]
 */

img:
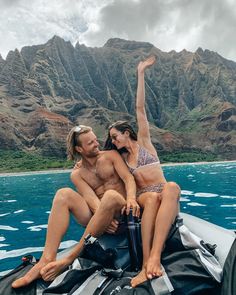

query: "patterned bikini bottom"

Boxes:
[137, 183, 166, 197]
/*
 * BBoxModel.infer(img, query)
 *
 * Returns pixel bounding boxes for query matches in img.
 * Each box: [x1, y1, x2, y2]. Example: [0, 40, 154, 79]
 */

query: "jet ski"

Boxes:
[0, 213, 235, 295]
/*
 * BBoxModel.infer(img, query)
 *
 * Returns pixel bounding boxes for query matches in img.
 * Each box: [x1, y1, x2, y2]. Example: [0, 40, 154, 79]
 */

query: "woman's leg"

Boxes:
[146, 182, 180, 279]
[12, 188, 92, 288]
[131, 192, 161, 288]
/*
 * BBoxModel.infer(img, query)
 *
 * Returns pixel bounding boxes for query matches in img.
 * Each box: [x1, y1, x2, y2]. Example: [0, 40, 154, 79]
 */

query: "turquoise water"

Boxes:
[0, 162, 236, 275]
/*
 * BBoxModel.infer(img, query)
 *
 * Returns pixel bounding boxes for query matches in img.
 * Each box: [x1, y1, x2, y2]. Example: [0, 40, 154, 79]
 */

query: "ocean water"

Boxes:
[0, 162, 236, 275]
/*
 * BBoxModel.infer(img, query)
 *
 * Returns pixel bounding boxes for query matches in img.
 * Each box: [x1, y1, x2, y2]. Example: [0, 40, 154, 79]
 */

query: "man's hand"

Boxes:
[73, 160, 81, 170]
[123, 198, 140, 217]
[106, 219, 119, 234]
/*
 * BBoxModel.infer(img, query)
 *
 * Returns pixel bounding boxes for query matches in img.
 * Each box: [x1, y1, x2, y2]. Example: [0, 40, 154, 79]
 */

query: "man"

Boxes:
[12, 125, 139, 288]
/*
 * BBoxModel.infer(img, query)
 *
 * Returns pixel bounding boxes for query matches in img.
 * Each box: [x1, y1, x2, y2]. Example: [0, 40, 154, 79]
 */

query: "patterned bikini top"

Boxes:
[125, 146, 160, 175]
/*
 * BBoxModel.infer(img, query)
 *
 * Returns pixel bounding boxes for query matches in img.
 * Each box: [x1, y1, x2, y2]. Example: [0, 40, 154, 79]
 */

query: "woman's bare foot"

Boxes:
[146, 256, 163, 279]
[40, 258, 70, 281]
[12, 258, 52, 289]
[131, 268, 148, 288]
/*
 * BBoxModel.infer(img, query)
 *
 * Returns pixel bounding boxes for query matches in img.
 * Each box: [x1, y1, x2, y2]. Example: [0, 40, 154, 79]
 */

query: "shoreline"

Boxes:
[161, 159, 236, 167]
[0, 168, 72, 177]
[0, 160, 235, 177]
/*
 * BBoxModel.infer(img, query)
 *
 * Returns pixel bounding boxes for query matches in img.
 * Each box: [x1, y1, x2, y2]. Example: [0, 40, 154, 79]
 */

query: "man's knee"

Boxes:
[54, 187, 79, 206]
[101, 190, 126, 209]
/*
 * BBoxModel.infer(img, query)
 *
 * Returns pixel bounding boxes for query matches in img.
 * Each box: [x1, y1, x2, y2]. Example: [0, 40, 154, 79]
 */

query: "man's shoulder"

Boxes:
[70, 164, 82, 179]
[99, 150, 120, 159]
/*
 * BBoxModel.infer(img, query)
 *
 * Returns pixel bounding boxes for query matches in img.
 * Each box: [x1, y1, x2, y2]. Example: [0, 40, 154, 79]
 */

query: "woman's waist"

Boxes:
[136, 183, 166, 196]
[133, 166, 165, 180]
[136, 180, 167, 190]
[135, 174, 167, 188]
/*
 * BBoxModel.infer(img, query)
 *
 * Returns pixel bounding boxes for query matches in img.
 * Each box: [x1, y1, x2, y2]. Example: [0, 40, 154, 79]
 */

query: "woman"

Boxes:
[104, 56, 181, 288]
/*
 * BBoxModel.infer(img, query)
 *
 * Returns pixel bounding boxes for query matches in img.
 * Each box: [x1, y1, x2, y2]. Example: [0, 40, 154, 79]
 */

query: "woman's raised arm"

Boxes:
[136, 56, 156, 154]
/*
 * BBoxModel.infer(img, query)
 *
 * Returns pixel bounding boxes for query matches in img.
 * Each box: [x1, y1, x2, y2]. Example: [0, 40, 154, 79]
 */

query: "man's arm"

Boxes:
[71, 170, 100, 214]
[109, 151, 140, 217]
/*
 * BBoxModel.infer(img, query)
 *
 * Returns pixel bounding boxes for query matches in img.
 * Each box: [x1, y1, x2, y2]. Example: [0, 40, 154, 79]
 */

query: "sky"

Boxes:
[0, 0, 236, 61]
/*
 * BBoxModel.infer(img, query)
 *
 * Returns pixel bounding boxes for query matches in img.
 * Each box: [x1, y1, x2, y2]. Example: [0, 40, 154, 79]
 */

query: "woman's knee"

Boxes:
[164, 182, 181, 201]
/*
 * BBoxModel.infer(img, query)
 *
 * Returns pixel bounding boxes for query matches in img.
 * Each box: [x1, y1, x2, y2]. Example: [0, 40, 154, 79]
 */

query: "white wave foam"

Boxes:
[14, 210, 25, 214]
[187, 202, 206, 207]
[0, 237, 6, 242]
[187, 174, 194, 178]
[0, 240, 77, 260]
[0, 200, 17, 203]
[21, 221, 34, 224]
[194, 192, 218, 198]
[220, 204, 236, 208]
[0, 225, 18, 231]
[225, 217, 236, 219]
[27, 224, 48, 231]
[59, 240, 77, 249]
[0, 247, 44, 259]
[0, 243, 10, 248]
[181, 190, 194, 195]
[46, 211, 51, 214]
[226, 166, 234, 169]
[180, 197, 190, 202]
[0, 212, 10, 217]
[220, 195, 236, 199]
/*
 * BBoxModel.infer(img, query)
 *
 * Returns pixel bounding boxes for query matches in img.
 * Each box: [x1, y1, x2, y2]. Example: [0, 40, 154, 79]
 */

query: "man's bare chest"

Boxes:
[81, 159, 117, 188]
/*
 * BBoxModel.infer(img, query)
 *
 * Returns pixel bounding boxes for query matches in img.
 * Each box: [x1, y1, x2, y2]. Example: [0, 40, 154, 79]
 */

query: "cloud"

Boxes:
[81, 0, 236, 61]
[0, 0, 236, 61]
[0, 0, 107, 57]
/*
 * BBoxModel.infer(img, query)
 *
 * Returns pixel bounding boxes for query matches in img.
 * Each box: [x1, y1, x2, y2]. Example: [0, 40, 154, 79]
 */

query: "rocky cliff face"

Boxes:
[0, 36, 235, 159]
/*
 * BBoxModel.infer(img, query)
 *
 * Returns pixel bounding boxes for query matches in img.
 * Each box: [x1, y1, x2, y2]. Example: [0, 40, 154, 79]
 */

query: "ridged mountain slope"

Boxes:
[0, 36, 235, 159]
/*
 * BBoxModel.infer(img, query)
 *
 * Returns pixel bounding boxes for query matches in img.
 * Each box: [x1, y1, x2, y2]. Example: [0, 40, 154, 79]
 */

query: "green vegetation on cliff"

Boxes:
[0, 149, 222, 173]
[160, 151, 222, 163]
[0, 150, 74, 173]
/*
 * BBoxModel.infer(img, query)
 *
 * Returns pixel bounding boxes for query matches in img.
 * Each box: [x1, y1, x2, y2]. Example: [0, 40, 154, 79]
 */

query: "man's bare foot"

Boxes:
[146, 256, 163, 279]
[40, 258, 70, 281]
[131, 268, 148, 288]
[12, 259, 51, 289]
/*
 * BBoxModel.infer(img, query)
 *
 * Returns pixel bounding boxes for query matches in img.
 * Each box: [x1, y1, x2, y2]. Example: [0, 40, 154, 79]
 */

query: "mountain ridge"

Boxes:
[0, 36, 235, 159]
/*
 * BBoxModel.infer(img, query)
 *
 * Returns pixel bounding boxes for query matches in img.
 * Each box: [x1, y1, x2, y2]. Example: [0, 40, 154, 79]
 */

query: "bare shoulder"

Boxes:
[100, 150, 120, 158]
[70, 165, 83, 180]
[102, 150, 123, 161]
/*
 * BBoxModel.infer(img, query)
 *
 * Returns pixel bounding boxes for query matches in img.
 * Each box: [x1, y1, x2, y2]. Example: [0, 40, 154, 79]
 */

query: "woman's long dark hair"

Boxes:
[104, 121, 137, 154]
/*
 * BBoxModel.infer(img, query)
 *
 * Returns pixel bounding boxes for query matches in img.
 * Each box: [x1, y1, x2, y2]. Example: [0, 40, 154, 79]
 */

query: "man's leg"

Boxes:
[40, 189, 126, 282]
[146, 182, 180, 279]
[12, 188, 92, 288]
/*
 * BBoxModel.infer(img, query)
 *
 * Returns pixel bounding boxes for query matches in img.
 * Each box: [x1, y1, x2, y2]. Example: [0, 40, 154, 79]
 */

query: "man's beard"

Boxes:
[86, 149, 99, 158]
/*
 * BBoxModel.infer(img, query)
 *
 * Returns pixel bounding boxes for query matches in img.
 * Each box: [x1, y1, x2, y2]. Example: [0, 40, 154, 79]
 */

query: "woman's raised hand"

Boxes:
[137, 55, 156, 73]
